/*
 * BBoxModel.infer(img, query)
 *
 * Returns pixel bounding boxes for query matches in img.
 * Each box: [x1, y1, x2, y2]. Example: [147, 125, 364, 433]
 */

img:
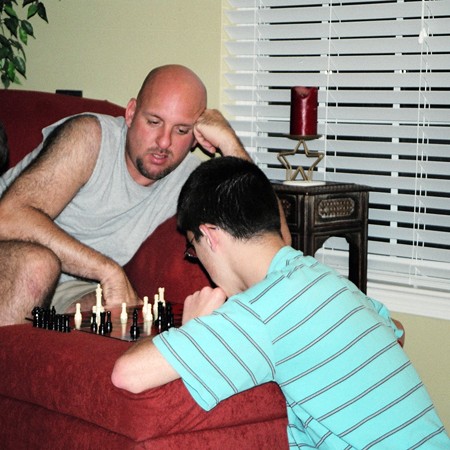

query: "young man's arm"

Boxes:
[112, 286, 227, 393]
[0, 115, 137, 308]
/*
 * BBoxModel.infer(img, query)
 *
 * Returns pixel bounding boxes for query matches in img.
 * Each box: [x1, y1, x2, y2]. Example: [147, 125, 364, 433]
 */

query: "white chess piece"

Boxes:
[74, 303, 82, 330]
[153, 294, 159, 320]
[142, 296, 149, 320]
[120, 302, 128, 324]
[158, 287, 166, 307]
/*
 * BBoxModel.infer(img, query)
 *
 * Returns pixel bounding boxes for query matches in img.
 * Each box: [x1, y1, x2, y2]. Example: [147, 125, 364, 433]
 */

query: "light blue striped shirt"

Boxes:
[154, 246, 449, 449]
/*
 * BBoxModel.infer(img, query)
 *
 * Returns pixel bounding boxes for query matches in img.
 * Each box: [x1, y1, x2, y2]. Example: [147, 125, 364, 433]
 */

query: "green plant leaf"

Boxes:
[21, 19, 34, 37]
[0, 47, 10, 58]
[4, 16, 19, 37]
[0, 34, 11, 47]
[23, 0, 37, 7]
[4, 4, 18, 19]
[37, 2, 48, 22]
[26, 3, 38, 19]
[6, 60, 16, 80]
[1, 73, 12, 89]
[13, 54, 26, 75]
[19, 25, 28, 44]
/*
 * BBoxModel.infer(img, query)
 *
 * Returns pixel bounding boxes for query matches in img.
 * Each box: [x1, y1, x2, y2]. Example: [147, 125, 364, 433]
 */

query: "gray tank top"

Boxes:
[1, 114, 201, 282]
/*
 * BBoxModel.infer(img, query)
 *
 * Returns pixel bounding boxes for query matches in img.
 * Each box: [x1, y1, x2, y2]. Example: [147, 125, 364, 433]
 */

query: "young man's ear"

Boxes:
[199, 224, 219, 251]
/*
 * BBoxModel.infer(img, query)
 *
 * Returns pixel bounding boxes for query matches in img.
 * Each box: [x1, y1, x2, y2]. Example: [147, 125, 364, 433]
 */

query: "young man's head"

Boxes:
[177, 156, 281, 240]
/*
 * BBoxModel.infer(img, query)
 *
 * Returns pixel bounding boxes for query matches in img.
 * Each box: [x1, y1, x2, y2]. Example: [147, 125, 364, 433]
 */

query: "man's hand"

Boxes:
[100, 261, 140, 309]
[194, 109, 251, 160]
[182, 286, 227, 325]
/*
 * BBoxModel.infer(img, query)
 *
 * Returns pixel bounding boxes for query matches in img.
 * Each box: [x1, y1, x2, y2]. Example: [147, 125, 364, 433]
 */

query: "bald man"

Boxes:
[0, 65, 251, 325]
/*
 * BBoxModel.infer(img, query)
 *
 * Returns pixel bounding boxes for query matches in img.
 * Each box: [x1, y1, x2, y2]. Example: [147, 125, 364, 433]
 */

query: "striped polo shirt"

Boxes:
[154, 246, 449, 448]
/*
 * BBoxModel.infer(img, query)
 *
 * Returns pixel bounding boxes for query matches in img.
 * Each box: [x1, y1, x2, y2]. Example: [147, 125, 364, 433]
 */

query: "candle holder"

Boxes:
[277, 134, 324, 185]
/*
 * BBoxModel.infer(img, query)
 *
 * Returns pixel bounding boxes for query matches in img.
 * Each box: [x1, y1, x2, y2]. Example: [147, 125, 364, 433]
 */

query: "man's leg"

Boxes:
[0, 241, 61, 326]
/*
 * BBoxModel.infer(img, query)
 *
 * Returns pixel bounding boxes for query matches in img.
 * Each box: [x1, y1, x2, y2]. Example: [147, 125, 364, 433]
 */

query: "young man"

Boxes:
[112, 157, 449, 448]
[0, 65, 251, 325]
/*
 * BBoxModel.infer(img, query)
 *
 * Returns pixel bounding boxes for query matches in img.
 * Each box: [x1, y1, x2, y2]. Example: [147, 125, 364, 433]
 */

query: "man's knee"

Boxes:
[2, 241, 61, 295]
[0, 241, 61, 325]
[19, 243, 61, 293]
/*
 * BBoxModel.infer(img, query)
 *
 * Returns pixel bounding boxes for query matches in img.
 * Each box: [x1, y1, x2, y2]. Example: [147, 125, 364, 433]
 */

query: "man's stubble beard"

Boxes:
[136, 157, 178, 182]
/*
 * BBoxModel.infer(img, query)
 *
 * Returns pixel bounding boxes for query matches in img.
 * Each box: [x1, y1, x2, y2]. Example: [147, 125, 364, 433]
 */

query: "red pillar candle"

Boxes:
[289, 86, 318, 136]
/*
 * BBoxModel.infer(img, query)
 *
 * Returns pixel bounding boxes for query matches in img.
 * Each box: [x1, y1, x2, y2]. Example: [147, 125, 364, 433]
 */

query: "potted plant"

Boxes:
[0, 0, 49, 88]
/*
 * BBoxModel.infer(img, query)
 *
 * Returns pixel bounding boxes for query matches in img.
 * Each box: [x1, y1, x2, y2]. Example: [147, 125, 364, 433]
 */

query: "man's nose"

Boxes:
[156, 126, 171, 150]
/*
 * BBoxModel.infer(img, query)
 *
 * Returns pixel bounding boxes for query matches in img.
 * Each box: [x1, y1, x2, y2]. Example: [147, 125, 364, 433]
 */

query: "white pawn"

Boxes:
[74, 303, 82, 330]
[142, 296, 149, 320]
[153, 294, 159, 320]
[120, 302, 128, 324]
[158, 287, 166, 307]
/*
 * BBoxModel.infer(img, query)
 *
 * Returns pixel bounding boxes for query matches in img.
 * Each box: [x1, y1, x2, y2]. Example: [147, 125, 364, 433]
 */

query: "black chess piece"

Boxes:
[90, 312, 98, 333]
[50, 307, 57, 331]
[105, 310, 113, 334]
[98, 311, 106, 335]
[155, 301, 165, 333]
[32, 307, 40, 328]
[64, 315, 71, 333]
[129, 308, 140, 341]
[166, 302, 174, 330]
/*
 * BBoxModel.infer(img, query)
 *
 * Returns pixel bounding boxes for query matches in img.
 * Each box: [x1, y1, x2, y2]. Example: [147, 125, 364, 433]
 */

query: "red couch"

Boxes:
[0, 90, 289, 448]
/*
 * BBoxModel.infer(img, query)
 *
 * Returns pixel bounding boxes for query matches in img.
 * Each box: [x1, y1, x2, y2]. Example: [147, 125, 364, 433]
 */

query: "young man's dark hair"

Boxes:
[177, 156, 281, 240]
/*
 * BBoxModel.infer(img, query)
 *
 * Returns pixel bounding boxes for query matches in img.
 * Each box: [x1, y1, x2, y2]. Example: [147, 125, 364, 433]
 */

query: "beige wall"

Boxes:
[17, 0, 222, 108]
[12, 0, 450, 432]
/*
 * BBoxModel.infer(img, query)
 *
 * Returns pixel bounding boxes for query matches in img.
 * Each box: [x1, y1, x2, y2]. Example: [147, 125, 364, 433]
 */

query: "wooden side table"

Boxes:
[272, 182, 370, 293]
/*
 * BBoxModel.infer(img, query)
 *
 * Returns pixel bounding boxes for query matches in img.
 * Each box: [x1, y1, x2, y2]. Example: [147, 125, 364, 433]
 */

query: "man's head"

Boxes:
[177, 156, 281, 240]
[125, 65, 207, 186]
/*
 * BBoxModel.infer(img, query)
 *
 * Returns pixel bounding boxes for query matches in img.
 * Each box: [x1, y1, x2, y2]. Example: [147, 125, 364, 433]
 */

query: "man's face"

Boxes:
[124, 76, 205, 186]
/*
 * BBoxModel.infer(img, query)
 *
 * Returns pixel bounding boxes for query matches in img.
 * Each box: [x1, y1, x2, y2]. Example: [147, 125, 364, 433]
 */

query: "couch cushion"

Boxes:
[0, 324, 287, 443]
[124, 215, 212, 303]
[0, 89, 125, 171]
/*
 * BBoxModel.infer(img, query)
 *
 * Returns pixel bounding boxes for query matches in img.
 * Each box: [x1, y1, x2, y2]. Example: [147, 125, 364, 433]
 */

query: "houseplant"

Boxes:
[0, 0, 49, 88]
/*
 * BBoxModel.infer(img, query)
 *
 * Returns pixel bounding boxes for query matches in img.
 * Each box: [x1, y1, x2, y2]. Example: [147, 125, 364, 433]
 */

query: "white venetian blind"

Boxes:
[222, 0, 450, 313]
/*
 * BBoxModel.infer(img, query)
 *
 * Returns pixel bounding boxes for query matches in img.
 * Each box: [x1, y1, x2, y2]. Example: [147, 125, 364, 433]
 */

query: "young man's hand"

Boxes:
[182, 286, 227, 325]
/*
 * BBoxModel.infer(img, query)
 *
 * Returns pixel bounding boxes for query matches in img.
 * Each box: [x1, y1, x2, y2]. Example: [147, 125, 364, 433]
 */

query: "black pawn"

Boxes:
[32, 307, 40, 328]
[98, 311, 106, 335]
[166, 303, 174, 330]
[64, 315, 71, 333]
[90, 312, 97, 333]
[105, 310, 113, 334]
[129, 308, 140, 341]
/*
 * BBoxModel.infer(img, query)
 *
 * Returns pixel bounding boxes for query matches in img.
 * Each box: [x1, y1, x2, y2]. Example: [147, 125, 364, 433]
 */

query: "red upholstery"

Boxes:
[0, 89, 126, 170]
[124, 215, 212, 303]
[0, 324, 288, 449]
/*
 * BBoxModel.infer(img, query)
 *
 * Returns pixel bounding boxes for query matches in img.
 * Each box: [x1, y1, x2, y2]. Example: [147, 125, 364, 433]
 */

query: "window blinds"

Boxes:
[222, 0, 450, 315]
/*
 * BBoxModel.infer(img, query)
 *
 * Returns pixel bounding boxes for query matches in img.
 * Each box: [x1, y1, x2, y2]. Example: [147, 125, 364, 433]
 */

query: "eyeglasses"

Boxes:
[184, 235, 197, 260]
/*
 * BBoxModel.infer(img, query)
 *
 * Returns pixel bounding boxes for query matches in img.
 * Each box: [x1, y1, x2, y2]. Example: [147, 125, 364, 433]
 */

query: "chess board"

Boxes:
[28, 303, 182, 342]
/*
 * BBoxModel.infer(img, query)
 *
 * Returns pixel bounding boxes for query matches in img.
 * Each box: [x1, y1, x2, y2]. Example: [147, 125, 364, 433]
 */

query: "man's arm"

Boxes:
[0, 115, 137, 307]
[193, 109, 251, 160]
[194, 110, 292, 245]
[112, 286, 227, 393]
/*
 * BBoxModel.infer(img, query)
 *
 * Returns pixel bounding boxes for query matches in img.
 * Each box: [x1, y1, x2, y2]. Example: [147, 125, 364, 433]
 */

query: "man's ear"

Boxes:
[199, 224, 219, 251]
[125, 98, 137, 127]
